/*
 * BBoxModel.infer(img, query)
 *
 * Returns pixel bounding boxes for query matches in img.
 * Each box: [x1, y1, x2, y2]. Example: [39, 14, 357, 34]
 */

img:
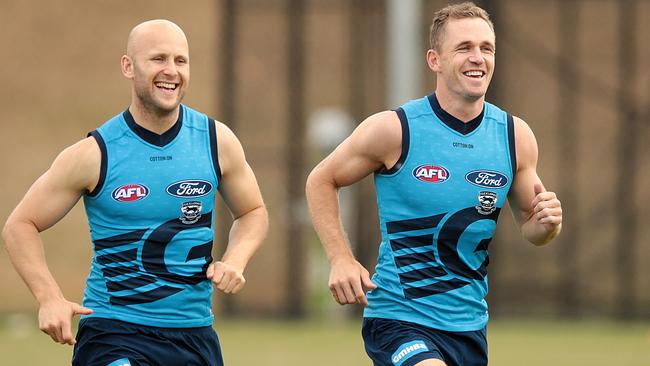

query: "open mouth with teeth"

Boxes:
[154, 81, 179, 92]
[463, 71, 485, 78]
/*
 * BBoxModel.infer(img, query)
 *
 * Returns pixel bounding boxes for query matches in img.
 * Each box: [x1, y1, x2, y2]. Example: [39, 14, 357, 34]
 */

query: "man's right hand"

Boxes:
[38, 297, 92, 345]
[328, 256, 377, 307]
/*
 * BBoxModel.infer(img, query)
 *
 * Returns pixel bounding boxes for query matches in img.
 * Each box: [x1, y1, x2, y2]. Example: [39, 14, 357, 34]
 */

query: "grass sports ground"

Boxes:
[0, 317, 648, 365]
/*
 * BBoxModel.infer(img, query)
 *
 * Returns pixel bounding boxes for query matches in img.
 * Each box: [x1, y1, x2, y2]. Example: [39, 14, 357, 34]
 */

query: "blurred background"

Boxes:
[1, 0, 649, 365]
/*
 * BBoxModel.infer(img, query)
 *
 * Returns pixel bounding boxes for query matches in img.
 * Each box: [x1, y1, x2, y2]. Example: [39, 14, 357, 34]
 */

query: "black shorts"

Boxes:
[72, 317, 224, 366]
[362, 317, 487, 366]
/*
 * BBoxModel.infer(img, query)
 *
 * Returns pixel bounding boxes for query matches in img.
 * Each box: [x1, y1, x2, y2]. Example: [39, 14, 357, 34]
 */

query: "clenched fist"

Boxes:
[207, 261, 246, 294]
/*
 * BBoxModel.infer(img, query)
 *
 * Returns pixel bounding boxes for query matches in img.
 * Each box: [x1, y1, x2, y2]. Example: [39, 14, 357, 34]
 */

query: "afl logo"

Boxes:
[112, 184, 149, 202]
[465, 170, 509, 188]
[413, 164, 450, 183]
[166, 180, 213, 198]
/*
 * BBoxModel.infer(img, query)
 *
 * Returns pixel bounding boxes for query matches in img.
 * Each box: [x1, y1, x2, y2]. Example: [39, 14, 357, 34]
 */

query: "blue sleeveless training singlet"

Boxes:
[364, 94, 516, 332]
[81, 104, 220, 327]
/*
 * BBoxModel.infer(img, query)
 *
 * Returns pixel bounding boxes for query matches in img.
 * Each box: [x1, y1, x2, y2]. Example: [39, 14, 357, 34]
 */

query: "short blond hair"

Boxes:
[429, 2, 494, 51]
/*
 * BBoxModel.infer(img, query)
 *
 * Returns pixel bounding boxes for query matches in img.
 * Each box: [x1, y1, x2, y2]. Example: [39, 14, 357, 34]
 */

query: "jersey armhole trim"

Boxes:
[87, 130, 107, 197]
[378, 108, 410, 175]
[506, 113, 517, 176]
[207, 118, 222, 184]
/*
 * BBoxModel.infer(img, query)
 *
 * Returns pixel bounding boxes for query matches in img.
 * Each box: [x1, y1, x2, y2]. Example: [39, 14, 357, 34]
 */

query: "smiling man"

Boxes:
[2, 20, 268, 366]
[306, 3, 562, 366]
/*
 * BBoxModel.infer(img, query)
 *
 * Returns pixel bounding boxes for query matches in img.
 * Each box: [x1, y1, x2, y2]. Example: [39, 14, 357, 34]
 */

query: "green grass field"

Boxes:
[0, 317, 648, 365]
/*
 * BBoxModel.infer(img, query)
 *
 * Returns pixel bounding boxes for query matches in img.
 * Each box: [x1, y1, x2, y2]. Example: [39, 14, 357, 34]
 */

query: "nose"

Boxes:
[162, 60, 178, 76]
[467, 47, 485, 65]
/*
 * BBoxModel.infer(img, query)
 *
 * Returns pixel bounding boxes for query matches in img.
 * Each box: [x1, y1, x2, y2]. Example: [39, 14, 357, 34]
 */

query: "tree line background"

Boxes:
[0, 0, 648, 320]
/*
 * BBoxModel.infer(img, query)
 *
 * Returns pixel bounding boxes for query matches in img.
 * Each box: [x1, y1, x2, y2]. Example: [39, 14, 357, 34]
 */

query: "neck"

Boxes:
[434, 87, 485, 123]
[128, 98, 180, 134]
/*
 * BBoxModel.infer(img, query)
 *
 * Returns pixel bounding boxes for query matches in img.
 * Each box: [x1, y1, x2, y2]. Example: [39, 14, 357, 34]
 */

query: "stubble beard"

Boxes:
[135, 84, 185, 118]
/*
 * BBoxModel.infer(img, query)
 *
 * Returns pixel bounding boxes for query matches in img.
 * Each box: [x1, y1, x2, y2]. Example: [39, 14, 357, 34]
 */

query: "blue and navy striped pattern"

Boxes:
[82, 105, 221, 328]
[364, 95, 515, 332]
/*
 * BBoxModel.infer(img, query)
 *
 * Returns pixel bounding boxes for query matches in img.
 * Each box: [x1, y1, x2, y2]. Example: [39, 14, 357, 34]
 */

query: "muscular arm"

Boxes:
[206, 122, 268, 294]
[2, 137, 99, 344]
[305, 111, 402, 306]
[507, 117, 562, 245]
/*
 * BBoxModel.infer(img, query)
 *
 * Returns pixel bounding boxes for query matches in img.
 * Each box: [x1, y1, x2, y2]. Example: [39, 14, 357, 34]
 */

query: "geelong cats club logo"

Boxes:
[112, 184, 149, 202]
[476, 191, 497, 215]
[180, 201, 202, 224]
[412, 164, 450, 183]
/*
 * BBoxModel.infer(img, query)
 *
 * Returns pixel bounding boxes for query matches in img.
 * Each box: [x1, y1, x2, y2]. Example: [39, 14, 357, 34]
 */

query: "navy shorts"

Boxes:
[362, 318, 487, 366]
[72, 318, 224, 366]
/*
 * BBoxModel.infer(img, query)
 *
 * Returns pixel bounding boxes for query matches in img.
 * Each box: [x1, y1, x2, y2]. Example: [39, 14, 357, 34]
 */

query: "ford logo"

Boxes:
[166, 180, 213, 198]
[465, 170, 508, 188]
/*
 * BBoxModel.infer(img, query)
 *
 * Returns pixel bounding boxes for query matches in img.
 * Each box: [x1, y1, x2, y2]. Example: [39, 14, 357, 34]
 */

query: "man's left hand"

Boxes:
[531, 183, 562, 232]
[207, 261, 246, 294]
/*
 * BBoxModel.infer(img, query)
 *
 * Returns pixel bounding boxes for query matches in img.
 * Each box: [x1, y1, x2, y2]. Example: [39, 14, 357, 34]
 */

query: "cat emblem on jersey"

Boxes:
[180, 201, 202, 224]
[476, 191, 497, 215]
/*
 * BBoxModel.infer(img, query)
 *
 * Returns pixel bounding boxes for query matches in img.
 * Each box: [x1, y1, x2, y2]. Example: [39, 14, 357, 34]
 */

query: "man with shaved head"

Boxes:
[3, 19, 268, 365]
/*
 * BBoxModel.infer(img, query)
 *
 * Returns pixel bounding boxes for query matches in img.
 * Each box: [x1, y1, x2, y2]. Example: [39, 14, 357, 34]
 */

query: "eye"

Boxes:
[481, 44, 496, 53]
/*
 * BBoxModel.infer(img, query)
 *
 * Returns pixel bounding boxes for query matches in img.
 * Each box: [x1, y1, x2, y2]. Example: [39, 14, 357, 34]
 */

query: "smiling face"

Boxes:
[427, 17, 495, 103]
[121, 20, 189, 116]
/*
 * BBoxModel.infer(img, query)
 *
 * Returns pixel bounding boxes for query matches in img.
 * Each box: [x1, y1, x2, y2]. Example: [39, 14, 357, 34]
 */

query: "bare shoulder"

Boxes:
[61, 136, 101, 169]
[513, 116, 535, 141]
[356, 110, 401, 142]
[352, 110, 402, 161]
[6, 137, 101, 230]
[307, 110, 403, 186]
[66, 136, 101, 159]
[512, 116, 539, 170]
[214, 120, 238, 146]
[51, 136, 101, 191]
[213, 120, 245, 175]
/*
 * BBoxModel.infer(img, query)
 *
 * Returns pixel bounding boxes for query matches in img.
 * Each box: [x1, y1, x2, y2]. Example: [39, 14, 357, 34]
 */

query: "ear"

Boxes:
[121, 55, 134, 79]
[426, 49, 441, 73]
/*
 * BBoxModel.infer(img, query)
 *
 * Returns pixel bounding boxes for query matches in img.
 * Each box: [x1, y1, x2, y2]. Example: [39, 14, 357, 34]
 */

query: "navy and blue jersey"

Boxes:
[364, 94, 516, 332]
[82, 104, 221, 328]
